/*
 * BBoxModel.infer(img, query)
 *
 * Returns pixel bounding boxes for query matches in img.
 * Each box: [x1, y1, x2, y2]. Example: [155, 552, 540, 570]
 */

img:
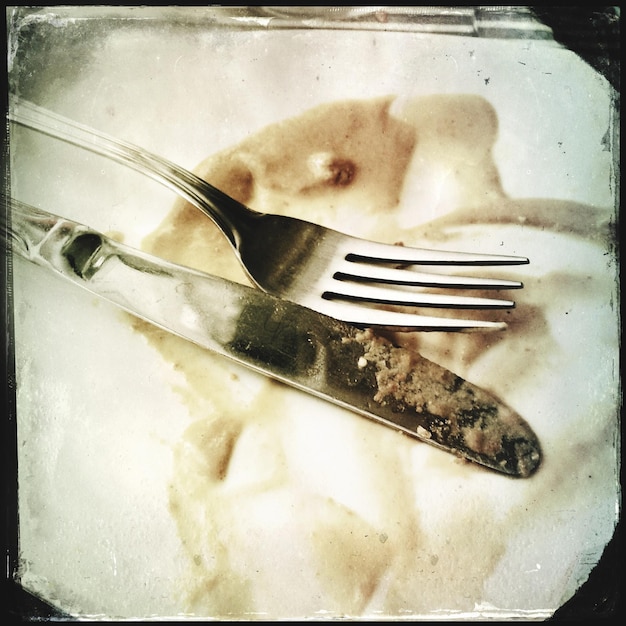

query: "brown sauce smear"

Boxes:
[135, 94, 615, 617]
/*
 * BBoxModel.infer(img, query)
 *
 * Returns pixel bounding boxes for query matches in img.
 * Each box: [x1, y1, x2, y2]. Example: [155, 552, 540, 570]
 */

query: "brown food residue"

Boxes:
[131, 93, 615, 617]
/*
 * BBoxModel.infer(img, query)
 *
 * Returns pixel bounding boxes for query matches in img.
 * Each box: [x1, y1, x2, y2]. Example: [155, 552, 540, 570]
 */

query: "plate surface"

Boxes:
[6, 6, 620, 620]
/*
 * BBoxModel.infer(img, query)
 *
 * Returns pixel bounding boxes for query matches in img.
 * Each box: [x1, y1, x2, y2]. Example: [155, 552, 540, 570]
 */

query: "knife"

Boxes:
[4, 198, 541, 477]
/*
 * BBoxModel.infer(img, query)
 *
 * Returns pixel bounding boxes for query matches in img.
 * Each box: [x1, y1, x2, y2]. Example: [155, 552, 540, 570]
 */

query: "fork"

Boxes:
[8, 96, 528, 331]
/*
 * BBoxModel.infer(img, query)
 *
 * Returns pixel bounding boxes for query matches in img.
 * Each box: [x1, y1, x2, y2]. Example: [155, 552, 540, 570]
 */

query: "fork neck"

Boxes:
[187, 180, 261, 251]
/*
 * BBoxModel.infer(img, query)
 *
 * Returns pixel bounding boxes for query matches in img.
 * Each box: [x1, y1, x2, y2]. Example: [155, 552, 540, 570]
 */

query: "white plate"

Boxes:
[7, 6, 620, 620]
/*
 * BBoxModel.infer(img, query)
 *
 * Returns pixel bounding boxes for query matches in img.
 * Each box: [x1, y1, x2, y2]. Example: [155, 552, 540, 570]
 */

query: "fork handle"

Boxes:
[8, 96, 260, 250]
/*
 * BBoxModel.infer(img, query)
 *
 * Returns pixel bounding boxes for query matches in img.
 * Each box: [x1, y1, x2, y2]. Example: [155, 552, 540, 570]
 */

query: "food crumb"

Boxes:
[416, 425, 431, 439]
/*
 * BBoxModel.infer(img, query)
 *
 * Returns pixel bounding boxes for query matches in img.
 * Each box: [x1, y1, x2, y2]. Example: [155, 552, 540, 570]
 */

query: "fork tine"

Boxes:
[334, 259, 523, 289]
[317, 300, 509, 332]
[324, 281, 515, 309]
[343, 236, 529, 266]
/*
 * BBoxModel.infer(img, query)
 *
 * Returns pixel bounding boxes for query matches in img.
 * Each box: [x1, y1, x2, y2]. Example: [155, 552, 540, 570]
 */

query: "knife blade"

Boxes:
[4, 198, 541, 477]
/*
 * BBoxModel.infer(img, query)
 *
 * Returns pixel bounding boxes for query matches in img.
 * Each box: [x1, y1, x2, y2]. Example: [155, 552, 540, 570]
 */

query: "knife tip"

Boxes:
[506, 438, 542, 478]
